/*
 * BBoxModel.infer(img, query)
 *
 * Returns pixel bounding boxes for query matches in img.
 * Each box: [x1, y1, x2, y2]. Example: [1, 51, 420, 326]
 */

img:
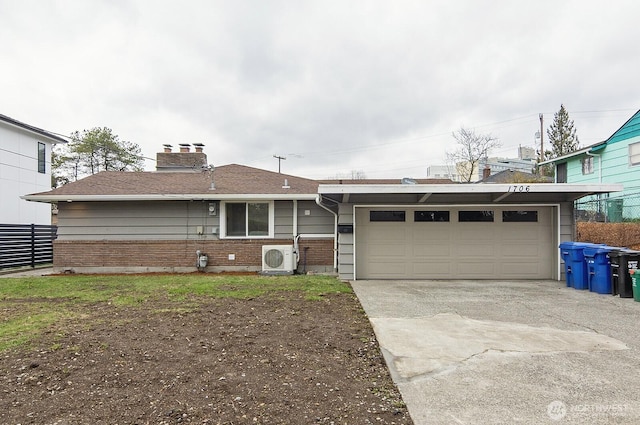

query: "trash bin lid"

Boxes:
[583, 246, 611, 257]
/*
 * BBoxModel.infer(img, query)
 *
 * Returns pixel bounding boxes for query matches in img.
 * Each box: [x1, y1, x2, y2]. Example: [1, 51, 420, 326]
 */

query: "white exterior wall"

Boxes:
[0, 123, 54, 224]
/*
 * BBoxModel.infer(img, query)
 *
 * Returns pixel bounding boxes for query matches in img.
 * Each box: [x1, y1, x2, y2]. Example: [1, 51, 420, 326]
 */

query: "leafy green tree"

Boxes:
[446, 127, 501, 182]
[546, 104, 579, 159]
[53, 127, 144, 187]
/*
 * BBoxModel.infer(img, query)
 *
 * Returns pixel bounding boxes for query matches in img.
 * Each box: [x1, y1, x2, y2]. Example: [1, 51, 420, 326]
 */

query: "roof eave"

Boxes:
[22, 193, 319, 203]
[538, 143, 606, 166]
[0, 114, 68, 144]
[318, 183, 623, 195]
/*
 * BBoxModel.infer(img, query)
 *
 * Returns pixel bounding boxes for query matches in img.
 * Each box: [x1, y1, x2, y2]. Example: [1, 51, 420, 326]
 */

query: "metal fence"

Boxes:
[575, 192, 640, 223]
[0, 224, 57, 270]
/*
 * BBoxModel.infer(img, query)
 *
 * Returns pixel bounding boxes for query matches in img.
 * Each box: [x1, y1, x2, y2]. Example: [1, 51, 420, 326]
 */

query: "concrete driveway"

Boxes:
[351, 280, 640, 425]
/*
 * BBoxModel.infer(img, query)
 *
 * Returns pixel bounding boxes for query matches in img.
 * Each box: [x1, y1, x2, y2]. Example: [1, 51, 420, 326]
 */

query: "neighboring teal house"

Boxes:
[540, 109, 640, 221]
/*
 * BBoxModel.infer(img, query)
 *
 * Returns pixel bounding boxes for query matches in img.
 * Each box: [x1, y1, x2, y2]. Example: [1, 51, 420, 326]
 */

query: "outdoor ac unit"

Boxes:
[262, 245, 296, 274]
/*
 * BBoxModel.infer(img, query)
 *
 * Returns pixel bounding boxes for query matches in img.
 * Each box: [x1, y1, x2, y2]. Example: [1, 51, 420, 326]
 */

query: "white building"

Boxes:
[428, 147, 537, 183]
[0, 114, 67, 224]
[426, 165, 458, 181]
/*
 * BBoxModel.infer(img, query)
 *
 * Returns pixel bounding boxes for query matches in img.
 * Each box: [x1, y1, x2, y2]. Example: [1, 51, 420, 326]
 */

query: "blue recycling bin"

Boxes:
[559, 242, 604, 290]
[583, 245, 617, 294]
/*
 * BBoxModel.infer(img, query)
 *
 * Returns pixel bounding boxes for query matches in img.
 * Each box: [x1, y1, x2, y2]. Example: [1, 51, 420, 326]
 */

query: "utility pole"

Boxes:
[539, 113, 544, 162]
[273, 154, 286, 173]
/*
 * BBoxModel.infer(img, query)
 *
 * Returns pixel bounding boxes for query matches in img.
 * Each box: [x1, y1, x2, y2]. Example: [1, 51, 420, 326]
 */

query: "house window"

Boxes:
[415, 211, 450, 222]
[37, 142, 46, 174]
[629, 142, 640, 166]
[370, 211, 406, 222]
[581, 156, 594, 175]
[458, 210, 494, 222]
[222, 201, 273, 238]
[556, 162, 567, 183]
[503, 211, 538, 222]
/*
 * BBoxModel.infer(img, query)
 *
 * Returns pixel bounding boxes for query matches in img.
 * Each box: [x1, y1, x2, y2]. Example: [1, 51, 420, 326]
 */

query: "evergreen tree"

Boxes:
[52, 127, 144, 187]
[546, 104, 579, 159]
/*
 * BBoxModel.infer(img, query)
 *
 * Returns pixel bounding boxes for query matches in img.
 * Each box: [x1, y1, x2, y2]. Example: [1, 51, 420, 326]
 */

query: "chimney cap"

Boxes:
[163, 144, 173, 148]
[192, 143, 205, 147]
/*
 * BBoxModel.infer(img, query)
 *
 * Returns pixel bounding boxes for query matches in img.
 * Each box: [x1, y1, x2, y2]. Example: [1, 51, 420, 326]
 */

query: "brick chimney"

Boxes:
[156, 144, 207, 172]
[482, 166, 491, 180]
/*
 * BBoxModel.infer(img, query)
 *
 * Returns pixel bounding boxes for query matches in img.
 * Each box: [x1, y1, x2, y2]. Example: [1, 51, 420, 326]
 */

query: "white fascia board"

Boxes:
[318, 183, 623, 195]
[22, 193, 318, 202]
[538, 145, 602, 165]
[0, 119, 68, 144]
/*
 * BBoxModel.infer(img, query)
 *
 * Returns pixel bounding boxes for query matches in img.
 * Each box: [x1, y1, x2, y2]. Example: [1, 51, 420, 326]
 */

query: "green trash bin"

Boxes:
[632, 270, 640, 302]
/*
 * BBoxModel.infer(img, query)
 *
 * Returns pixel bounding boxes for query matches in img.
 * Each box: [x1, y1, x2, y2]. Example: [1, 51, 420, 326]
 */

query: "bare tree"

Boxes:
[328, 170, 367, 180]
[446, 127, 501, 182]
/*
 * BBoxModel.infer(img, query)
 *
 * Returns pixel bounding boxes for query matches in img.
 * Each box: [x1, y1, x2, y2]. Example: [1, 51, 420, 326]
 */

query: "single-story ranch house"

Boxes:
[24, 145, 621, 280]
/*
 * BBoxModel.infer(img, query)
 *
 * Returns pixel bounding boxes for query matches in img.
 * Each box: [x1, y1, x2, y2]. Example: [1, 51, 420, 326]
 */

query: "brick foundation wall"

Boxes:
[53, 239, 334, 272]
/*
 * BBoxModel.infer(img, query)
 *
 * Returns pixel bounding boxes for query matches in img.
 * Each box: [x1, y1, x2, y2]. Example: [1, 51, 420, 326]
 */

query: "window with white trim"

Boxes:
[630, 142, 640, 166]
[581, 156, 594, 174]
[221, 201, 274, 238]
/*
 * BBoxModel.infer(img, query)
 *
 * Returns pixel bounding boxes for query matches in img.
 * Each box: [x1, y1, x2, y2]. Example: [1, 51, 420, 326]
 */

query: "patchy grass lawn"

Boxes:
[0, 274, 412, 424]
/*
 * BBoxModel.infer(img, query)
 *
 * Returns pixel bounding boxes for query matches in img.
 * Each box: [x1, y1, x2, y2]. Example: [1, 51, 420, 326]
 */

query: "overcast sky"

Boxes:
[1, 0, 639, 179]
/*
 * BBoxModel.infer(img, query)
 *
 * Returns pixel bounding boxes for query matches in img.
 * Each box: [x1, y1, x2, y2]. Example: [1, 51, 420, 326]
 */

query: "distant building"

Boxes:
[426, 165, 458, 181]
[428, 147, 537, 183]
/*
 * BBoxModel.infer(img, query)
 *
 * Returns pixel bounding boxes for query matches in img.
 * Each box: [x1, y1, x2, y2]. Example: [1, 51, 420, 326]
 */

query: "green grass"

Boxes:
[0, 274, 351, 352]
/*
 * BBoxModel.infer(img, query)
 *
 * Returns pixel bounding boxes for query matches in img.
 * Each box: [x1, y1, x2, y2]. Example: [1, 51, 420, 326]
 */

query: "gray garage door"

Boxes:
[355, 206, 556, 279]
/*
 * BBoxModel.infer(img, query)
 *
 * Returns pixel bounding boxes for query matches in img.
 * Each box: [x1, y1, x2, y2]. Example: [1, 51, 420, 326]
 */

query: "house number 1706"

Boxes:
[507, 185, 531, 192]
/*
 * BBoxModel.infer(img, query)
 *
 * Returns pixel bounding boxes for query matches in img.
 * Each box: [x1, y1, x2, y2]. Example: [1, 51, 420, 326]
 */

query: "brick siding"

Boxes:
[54, 239, 334, 271]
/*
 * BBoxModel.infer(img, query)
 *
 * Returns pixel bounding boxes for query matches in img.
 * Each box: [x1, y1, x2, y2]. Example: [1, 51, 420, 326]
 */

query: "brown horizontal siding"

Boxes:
[54, 239, 334, 270]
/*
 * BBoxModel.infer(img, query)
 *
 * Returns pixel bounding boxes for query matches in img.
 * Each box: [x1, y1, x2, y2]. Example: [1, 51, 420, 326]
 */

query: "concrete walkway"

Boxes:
[0, 266, 54, 278]
[351, 280, 640, 425]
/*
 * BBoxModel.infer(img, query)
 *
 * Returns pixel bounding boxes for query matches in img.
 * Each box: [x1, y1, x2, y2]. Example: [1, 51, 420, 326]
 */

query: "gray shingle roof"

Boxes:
[27, 164, 320, 198]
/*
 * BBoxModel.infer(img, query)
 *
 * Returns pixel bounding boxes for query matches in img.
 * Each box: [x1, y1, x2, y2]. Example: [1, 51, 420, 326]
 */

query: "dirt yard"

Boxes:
[0, 290, 412, 425]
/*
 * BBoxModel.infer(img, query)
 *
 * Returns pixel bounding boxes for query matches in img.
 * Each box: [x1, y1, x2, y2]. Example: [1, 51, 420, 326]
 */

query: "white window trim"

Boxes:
[219, 200, 275, 239]
[581, 156, 594, 175]
[629, 141, 640, 166]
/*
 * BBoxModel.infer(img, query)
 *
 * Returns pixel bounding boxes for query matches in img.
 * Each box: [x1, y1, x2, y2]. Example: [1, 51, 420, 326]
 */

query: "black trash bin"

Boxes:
[609, 249, 640, 298]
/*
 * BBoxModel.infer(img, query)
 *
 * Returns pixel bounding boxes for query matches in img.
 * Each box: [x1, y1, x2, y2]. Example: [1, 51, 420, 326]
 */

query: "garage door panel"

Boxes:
[456, 261, 497, 277]
[365, 242, 408, 257]
[412, 243, 452, 257]
[365, 261, 408, 277]
[455, 227, 495, 241]
[500, 261, 542, 277]
[456, 244, 496, 256]
[412, 261, 452, 277]
[499, 242, 540, 257]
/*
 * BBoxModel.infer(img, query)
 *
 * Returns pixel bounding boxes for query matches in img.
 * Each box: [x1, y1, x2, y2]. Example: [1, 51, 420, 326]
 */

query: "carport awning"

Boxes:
[318, 183, 623, 204]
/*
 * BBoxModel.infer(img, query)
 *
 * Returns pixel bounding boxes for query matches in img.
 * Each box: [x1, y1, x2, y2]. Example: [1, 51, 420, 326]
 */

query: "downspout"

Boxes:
[292, 200, 300, 266]
[315, 194, 338, 272]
